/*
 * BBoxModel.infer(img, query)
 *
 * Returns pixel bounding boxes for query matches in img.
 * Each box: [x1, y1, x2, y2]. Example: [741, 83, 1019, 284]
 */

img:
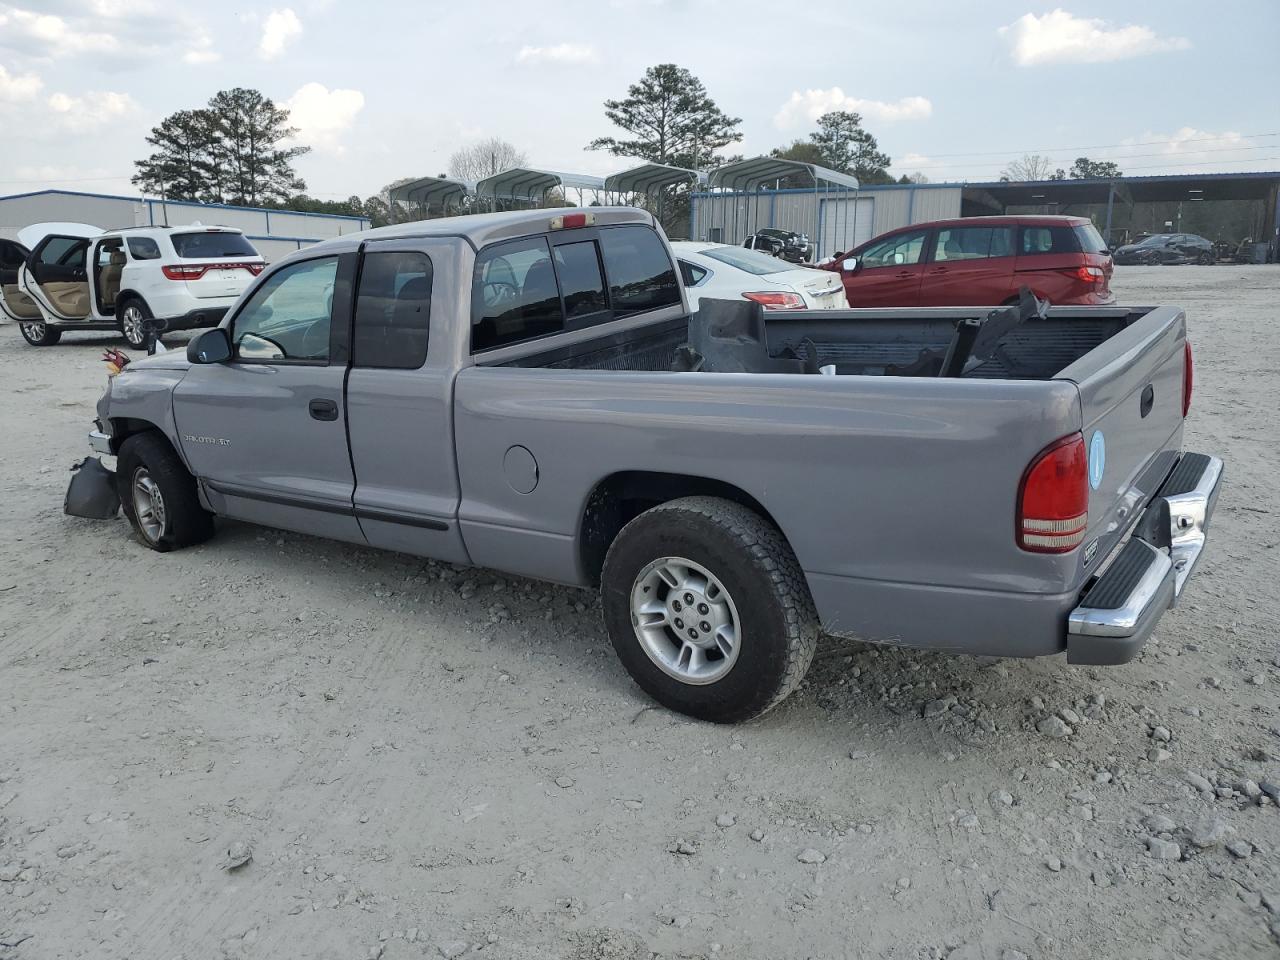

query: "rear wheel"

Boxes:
[116, 433, 214, 551]
[601, 496, 819, 723]
[119, 298, 152, 350]
[18, 320, 61, 346]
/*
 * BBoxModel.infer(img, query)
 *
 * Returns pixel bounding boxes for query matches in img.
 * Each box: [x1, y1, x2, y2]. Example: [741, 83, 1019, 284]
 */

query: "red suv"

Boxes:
[828, 215, 1114, 307]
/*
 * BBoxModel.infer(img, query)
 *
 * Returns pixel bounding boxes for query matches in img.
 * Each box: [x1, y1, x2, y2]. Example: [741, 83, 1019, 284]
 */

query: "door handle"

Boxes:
[308, 398, 339, 421]
[896, 270, 913, 278]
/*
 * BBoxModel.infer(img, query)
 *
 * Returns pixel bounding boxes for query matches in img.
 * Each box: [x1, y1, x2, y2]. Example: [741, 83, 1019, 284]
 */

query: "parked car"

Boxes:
[1112, 233, 1215, 266]
[0, 222, 265, 348]
[71, 207, 1221, 723]
[822, 216, 1114, 307]
[743, 227, 811, 263]
[673, 241, 844, 311]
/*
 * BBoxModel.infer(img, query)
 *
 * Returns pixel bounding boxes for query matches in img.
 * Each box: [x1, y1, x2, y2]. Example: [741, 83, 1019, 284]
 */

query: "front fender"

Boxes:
[103, 367, 191, 468]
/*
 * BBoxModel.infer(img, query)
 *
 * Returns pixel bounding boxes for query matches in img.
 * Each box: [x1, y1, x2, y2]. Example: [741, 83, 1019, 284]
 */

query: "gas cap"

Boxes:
[503, 445, 539, 494]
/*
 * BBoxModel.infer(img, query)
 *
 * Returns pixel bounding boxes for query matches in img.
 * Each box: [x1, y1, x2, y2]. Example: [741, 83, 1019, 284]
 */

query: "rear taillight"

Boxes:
[742, 291, 806, 310]
[1072, 265, 1105, 284]
[246, 263, 264, 275]
[1017, 433, 1088, 553]
[162, 264, 206, 280]
[1182, 340, 1193, 417]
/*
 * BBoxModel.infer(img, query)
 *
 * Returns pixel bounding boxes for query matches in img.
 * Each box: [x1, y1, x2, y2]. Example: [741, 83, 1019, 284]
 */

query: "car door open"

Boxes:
[0, 240, 41, 322]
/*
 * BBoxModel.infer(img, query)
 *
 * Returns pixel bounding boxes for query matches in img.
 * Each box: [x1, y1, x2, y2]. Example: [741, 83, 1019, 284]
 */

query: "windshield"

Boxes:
[171, 232, 259, 259]
[697, 245, 791, 276]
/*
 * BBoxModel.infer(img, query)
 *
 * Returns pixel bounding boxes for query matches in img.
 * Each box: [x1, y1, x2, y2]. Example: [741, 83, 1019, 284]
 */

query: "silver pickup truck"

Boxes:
[74, 207, 1223, 722]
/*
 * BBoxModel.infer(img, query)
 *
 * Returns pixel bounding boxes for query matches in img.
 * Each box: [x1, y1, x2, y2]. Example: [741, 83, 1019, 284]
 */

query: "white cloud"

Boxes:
[999, 10, 1190, 66]
[774, 87, 932, 129]
[258, 8, 302, 60]
[46, 90, 138, 130]
[0, 7, 120, 56]
[285, 82, 364, 152]
[1116, 127, 1275, 173]
[0, 63, 41, 102]
[183, 32, 220, 64]
[516, 42, 599, 65]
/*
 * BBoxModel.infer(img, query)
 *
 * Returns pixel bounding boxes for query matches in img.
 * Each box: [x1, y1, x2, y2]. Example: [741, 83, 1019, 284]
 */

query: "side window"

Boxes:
[861, 230, 927, 269]
[352, 251, 432, 369]
[231, 256, 338, 362]
[990, 227, 1015, 258]
[39, 238, 87, 268]
[1019, 226, 1079, 256]
[0, 242, 25, 269]
[597, 225, 681, 315]
[679, 260, 708, 286]
[127, 237, 161, 261]
[933, 227, 995, 262]
[553, 241, 607, 319]
[472, 237, 562, 352]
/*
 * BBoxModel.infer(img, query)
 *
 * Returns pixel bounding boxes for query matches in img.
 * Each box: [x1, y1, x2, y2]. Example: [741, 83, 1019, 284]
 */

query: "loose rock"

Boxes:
[1036, 716, 1072, 738]
[1146, 837, 1181, 861]
[797, 848, 827, 864]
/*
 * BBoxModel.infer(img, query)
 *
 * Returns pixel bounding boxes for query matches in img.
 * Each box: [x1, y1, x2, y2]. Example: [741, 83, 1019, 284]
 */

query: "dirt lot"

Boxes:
[1, 265, 1278, 960]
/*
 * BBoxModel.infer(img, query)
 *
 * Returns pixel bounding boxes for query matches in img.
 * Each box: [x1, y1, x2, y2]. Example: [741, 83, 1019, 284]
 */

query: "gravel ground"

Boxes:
[1, 265, 1278, 960]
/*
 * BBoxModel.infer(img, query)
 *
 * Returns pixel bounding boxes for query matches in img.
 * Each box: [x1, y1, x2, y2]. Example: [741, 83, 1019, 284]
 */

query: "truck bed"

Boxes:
[497, 305, 1157, 382]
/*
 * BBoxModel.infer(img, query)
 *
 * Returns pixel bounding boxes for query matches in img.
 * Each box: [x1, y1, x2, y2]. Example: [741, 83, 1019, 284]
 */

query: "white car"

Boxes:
[0, 222, 264, 348]
[671, 241, 846, 311]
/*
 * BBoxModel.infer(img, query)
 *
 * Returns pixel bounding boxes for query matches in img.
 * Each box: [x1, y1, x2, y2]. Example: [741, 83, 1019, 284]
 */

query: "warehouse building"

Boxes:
[0, 189, 371, 261]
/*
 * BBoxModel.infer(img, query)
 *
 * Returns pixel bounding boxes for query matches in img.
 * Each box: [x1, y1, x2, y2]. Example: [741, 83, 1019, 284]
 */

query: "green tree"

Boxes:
[206, 88, 309, 206]
[131, 110, 220, 202]
[588, 63, 742, 170]
[807, 111, 893, 184]
[1070, 156, 1123, 179]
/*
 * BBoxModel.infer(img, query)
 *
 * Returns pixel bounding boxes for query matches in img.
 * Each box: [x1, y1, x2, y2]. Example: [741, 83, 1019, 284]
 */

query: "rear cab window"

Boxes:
[1018, 226, 1081, 256]
[470, 223, 680, 353]
[172, 232, 259, 259]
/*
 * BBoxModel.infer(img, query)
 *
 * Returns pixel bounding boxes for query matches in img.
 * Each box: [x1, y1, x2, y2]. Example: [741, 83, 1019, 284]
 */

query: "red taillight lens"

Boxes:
[742, 291, 806, 310]
[1182, 340, 1193, 417]
[246, 263, 264, 275]
[1072, 265, 1104, 284]
[161, 264, 207, 280]
[1017, 433, 1088, 553]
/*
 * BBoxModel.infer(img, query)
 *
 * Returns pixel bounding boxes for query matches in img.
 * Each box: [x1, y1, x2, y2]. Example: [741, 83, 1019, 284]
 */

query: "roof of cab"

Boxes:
[294, 205, 657, 257]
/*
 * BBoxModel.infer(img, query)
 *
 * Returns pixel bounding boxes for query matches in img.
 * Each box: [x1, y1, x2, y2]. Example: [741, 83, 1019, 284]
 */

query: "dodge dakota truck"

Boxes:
[74, 207, 1224, 723]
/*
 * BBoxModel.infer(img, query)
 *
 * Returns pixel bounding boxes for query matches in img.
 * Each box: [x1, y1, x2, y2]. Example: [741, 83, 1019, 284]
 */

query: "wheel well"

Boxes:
[109, 418, 167, 456]
[578, 471, 786, 587]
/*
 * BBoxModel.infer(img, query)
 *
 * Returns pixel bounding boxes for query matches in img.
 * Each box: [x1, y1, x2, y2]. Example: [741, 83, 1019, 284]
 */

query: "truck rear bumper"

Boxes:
[808, 451, 1223, 663]
[1066, 452, 1223, 664]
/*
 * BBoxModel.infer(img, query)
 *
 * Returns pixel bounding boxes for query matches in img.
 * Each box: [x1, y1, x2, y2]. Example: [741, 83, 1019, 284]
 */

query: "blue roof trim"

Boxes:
[0, 188, 370, 223]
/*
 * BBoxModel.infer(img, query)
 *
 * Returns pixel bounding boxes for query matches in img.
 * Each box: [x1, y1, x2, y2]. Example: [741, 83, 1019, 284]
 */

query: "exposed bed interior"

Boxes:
[499, 306, 1152, 381]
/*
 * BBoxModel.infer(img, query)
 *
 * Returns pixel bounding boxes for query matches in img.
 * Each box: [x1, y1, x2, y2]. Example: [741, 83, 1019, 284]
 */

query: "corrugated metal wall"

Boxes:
[691, 185, 963, 257]
[0, 191, 370, 262]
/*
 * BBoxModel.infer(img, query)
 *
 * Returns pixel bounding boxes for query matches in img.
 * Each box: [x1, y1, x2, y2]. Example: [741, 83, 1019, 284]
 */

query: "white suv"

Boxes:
[0, 222, 264, 348]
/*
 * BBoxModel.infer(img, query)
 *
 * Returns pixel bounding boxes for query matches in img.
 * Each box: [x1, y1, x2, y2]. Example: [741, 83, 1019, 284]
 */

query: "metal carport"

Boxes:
[388, 176, 475, 221]
[474, 168, 606, 209]
[697, 157, 861, 260]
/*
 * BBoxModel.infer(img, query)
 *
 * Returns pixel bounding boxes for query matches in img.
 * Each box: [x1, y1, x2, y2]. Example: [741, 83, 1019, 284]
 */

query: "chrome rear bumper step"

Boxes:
[1067, 452, 1223, 666]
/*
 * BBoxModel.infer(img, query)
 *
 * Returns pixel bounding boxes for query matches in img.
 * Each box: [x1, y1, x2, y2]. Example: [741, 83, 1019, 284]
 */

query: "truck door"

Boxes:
[343, 241, 470, 564]
[171, 253, 364, 543]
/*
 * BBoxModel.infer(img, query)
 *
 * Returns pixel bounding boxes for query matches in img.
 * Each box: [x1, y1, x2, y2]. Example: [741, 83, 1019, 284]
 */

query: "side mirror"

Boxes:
[187, 327, 232, 364]
[841, 257, 860, 273]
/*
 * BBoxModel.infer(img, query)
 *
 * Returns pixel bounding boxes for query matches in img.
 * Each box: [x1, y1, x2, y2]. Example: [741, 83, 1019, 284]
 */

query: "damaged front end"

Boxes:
[64, 456, 120, 519]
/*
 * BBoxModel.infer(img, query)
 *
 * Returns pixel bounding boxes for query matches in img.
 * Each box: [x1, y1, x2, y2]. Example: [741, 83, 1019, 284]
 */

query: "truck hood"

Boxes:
[121, 350, 192, 374]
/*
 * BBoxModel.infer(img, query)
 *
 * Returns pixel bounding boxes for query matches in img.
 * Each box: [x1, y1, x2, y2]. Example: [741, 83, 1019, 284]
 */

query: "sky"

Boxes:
[1, 1, 1277, 202]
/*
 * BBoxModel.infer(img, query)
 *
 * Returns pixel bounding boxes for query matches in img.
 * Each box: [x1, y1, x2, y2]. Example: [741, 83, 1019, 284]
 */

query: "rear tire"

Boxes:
[600, 496, 819, 723]
[18, 320, 61, 346]
[116, 433, 214, 552]
[119, 298, 152, 350]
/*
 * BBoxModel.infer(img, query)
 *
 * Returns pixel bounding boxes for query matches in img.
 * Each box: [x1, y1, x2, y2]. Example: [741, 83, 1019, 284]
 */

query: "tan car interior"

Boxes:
[39, 280, 91, 319]
[30, 238, 91, 319]
[97, 246, 126, 313]
[1, 284, 41, 320]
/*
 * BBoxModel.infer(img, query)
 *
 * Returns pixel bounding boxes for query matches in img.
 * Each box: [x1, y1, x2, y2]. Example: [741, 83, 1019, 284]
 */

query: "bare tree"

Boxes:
[448, 138, 528, 182]
[999, 153, 1056, 182]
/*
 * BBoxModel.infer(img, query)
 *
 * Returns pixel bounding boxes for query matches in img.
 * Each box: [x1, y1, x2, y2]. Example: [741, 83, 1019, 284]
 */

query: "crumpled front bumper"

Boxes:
[1067, 452, 1224, 665]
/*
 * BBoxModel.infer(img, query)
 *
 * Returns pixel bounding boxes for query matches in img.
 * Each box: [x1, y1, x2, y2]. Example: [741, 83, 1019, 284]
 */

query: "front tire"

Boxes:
[18, 320, 61, 346]
[116, 433, 214, 551]
[119, 298, 152, 350]
[600, 496, 819, 723]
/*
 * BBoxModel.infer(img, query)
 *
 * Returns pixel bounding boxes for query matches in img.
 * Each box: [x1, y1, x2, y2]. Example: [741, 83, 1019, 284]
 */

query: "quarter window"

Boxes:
[231, 256, 337, 362]
[860, 229, 928, 269]
[352, 251, 432, 369]
[1019, 226, 1080, 256]
[679, 260, 709, 286]
[127, 237, 162, 260]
